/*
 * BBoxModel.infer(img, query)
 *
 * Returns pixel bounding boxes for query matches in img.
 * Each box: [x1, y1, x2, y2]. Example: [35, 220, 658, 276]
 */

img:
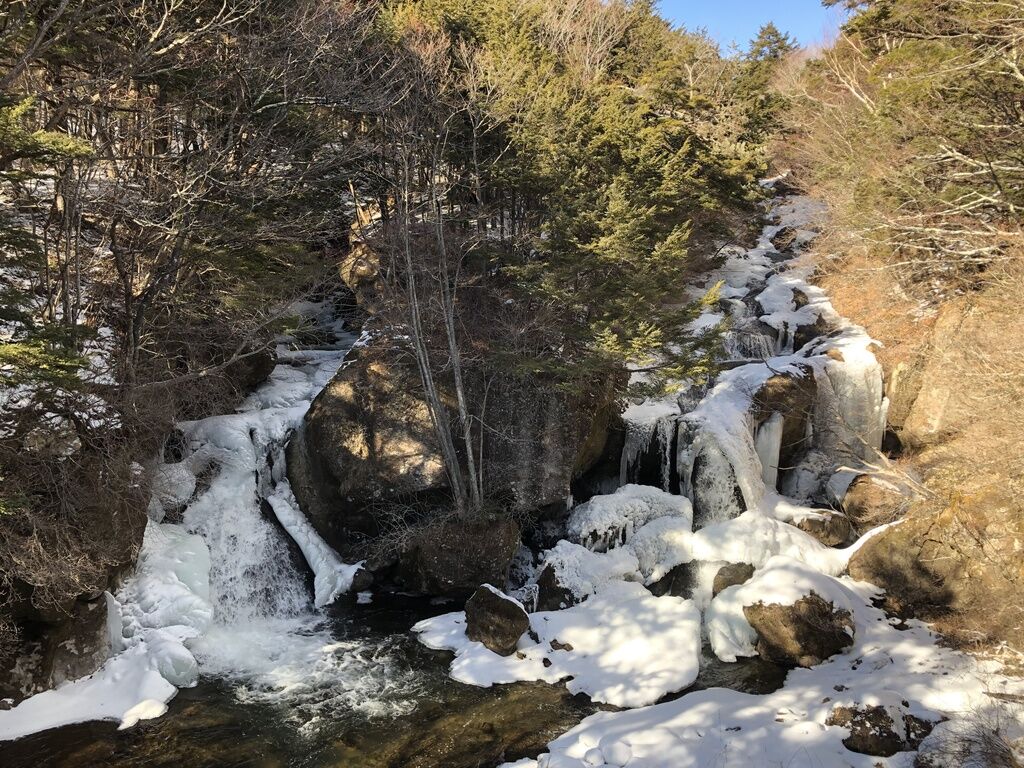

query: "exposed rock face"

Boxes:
[1, 594, 119, 704]
[743, 593, 853, 667]
[826, 704, 934, 757]
[819, 264, 1024, 648]
[839, 474, 909, 529]
[397, 516, 520, 597]
[289, 338, 616, 561]
[795, 511, 852, 547]
[713, 563, 755, 597]
[287, 345, 449, 548]
[465, 585, 529, 656]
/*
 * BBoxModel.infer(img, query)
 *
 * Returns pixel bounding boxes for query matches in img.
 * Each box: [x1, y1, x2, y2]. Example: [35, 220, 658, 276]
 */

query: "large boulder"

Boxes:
[288, 339, 617, 558]
[465, 585, 529, 656]
[826, 704, 934, 757]
[287, 345, 449, 549]
[743, 592, 853, 667]
[397, 516, 520, 597]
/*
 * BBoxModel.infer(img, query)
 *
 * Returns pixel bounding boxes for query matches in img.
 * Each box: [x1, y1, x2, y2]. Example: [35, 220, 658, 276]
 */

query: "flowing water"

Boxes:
[3, 591, 786, 768]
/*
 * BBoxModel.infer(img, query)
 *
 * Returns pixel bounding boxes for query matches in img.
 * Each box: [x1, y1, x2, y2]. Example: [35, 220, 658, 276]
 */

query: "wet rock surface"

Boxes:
[744, 593, 854, 667]
[397, 516, 520, 597]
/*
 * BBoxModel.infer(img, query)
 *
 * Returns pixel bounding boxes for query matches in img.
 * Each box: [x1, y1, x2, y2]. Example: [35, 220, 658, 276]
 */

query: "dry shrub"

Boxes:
[915, 705, 1023, 768]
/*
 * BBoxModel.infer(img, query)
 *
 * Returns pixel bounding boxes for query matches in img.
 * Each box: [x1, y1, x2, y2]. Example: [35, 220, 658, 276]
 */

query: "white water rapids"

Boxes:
[0, 303, 417, 740]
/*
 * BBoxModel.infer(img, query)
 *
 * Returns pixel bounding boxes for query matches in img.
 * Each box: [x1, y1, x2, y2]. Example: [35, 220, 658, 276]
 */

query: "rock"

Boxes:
[713, 563, 755, 597]
[287, 344, 449, 548]
[648, 562, 695, 598]
[288, 338, 618, 555]
[770, 226, 800, 253]
[795, 511, 852, 547]
[793, 313, 833, 351]
[826, 704, 934, 757]
[465, 585, 529, 656]
[840, 474, 909, 528]
[689, 441, 747, 527]
[225, 346, 275, 393]
[535, 564, 578, 611]
[743, 592, 854, 667]
[46, 596, 119, 687]
[397, 515, 520, 597]
[349, 565, 374, 593]
[338, 237, 384, 312]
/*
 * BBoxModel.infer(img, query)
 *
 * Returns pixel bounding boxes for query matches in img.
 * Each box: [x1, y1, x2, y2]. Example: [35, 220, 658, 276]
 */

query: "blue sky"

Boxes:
[659, 0, 847, 50]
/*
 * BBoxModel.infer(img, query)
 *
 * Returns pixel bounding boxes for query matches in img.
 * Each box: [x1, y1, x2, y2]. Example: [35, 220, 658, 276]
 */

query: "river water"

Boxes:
[4, 590, 784, 767]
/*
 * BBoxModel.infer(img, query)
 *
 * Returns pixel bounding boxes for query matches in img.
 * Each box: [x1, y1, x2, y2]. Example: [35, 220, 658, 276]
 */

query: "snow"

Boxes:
[567, 484, 692, 551]
[494, 189, 1024, 768]
[0, 302, 375, 740]
[537, 541, 641, 606]
[521, 557, 1024, 768]
[705, 556, 860, 662]
[414, 581, 702, 708]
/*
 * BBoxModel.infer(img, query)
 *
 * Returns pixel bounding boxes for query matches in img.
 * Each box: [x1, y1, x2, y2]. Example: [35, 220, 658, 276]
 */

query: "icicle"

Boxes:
[754, 413, 784, 491]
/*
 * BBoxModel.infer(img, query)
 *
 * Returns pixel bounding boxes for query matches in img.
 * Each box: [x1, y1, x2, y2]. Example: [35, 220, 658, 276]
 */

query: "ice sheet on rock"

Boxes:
[414, 581, 702, 708]
[567, 484, 692, 552]
[537, 541, 641, 604]
[619, 400, 679, 488]
[266, 479, 364, 608]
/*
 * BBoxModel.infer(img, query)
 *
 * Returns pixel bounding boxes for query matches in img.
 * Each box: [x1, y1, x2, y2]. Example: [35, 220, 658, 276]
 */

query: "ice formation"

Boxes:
[0, 302, 383, 740]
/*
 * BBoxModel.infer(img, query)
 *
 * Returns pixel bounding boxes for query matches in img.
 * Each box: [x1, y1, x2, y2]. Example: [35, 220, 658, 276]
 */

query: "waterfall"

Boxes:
[119, 305, 414, 732]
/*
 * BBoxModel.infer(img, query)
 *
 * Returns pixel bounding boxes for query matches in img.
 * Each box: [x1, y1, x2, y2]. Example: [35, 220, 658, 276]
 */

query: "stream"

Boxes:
[3, 591, 784, 767]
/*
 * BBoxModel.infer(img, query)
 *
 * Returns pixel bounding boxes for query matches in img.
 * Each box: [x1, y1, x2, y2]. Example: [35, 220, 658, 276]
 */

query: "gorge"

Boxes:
[1, 1, 1023, 767]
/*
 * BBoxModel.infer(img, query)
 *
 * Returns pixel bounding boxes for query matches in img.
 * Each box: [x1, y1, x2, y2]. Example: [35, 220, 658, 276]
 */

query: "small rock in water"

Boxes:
[464, 584, 529, 656]
[713, 563, 755, 597]
[743, 592, 853, 667]
[770, 226, 800, 253]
